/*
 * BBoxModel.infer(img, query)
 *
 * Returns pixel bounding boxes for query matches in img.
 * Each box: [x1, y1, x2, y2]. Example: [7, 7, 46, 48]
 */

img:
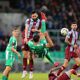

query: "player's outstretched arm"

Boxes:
[45, 32, 54, 48]
[65, 37, 71, 46]
[65, 37, 78, 49]
[24, 21, 29, 43]
[11, 47, 21, 58]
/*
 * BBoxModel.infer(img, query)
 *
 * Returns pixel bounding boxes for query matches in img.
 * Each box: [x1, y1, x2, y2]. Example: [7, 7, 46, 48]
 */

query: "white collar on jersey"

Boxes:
[71, 29, 76, 32]
[30, 18, 40, 22]
[31, 18, 34, 22]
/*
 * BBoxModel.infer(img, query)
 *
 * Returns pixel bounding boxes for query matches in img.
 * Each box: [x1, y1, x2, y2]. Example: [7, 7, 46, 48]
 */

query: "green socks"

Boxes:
[41, 20, 46, 33]
[46, 52, 54, 64]
[2, 76, 8, 80]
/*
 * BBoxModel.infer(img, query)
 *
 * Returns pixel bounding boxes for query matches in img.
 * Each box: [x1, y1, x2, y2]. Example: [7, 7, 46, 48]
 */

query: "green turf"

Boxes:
[0, 73, 48, 80]
[0, 73, 80, 80]
[71, 74, 80, 80]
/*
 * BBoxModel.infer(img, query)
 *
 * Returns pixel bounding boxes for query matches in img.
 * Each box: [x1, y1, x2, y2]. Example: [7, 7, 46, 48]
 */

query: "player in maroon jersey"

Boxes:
[21, 11, 47, 79]
[49, 67, 79, 80]
[57, 22, 80, 76]
[21, 11, 41, 79]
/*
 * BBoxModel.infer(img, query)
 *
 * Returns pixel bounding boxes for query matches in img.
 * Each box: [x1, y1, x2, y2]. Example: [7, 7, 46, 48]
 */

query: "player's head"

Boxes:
[71, 22, 77, 30]
[31, 10, 38, 21]
[33, 31, 40, 42]
[12, 26, 20, 38]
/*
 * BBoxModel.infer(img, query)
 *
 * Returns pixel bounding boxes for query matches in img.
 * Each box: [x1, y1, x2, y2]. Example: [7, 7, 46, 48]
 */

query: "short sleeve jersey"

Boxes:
[6, 36, 17, 53]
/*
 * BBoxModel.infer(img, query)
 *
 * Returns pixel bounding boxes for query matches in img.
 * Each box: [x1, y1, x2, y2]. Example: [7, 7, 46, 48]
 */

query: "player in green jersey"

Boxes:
[2, 26, 21, 80]
[27, 31, 55, 64]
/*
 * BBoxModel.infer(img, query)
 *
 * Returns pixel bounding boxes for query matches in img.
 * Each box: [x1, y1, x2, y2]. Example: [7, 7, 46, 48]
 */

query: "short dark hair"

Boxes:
[12, 25, 19, 31]
[33, 31, 40, 42]
[31, 10, 38, 14]
[71, 22, 77, 24]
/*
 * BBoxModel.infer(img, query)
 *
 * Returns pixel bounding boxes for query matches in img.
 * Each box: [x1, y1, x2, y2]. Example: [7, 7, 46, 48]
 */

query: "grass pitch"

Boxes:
[0, 73, 80, 80]
[0, 73, 48, 80]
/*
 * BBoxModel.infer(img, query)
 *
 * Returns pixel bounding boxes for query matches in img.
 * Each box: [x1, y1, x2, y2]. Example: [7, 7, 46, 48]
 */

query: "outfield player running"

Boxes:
[2, 26, 21, 80]
[57, 22, 80, 76]
[21, 11, 47, 79]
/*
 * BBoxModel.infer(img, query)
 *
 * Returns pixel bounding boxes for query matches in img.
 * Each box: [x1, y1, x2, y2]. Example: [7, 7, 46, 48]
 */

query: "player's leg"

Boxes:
[2, 56, 14, 80]
[49, 72, 57, 80]
[45, 52, 54, 64]
[57, 59, 69, 76]
[22, 50, 29, 78]
[41, 12, 47, 33]
[2, 66, 11, 80]
[57, 47, 70, 76]
[71, 51, 80, 70]
[48, 67, 76, 80]
[49, 69, 57, 80]
[73, 57, 80, 70]
[29, 52, 34, 79]
[45, 52, 60, 67]
[2, 51, 15, 80]
[57, 70, 72, 80]
[21, 44, 29, 78]
[58, 68, 78, 80]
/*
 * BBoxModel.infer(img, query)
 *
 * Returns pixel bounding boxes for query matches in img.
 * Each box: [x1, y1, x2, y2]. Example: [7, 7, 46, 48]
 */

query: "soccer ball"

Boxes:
[61, 28, 69, 36]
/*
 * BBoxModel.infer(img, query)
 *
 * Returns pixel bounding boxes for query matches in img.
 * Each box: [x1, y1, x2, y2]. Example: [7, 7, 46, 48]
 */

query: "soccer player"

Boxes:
[21, 10, 47, 79]
[2, 26, 21, 80]
[27, 31, 55, 64]
[49, 68, 77, 80]
[57, 22, 80, 76]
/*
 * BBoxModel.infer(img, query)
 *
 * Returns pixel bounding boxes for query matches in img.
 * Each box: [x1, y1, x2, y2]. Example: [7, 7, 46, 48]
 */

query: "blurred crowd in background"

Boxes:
[0, 0, 80, 51]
